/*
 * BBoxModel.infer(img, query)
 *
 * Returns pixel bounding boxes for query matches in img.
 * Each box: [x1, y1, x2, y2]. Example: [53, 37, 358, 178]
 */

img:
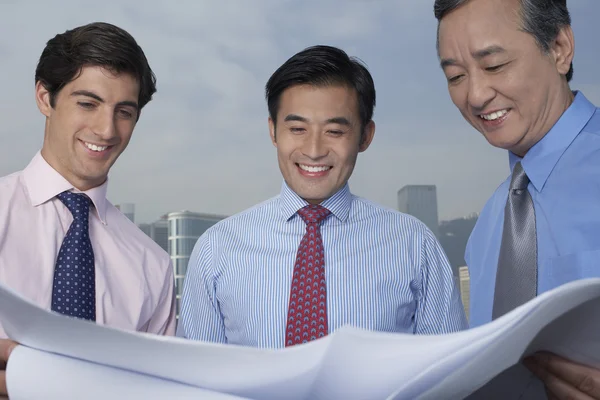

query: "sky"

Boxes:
[1, 0, 599, 224]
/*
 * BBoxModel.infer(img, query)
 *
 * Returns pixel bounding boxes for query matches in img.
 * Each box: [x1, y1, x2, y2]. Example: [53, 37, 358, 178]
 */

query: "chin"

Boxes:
[483, 134, 521, 151]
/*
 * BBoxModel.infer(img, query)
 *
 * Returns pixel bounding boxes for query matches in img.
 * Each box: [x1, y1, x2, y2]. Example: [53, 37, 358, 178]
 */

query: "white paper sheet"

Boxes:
[2, 278, 600, 399]
[7, 346, 250, 400]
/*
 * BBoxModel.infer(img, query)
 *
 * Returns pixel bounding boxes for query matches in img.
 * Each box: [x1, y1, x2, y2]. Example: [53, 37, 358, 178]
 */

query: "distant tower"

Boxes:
[116, 203, 135, 223]
[397, 185, 439, 238]
[167, 211, 227, 318]
[137, 216, 168, 252]
[458, 266, 470, 320]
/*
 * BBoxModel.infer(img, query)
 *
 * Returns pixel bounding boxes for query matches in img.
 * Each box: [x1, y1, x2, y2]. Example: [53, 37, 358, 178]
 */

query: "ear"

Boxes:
[551, 25, 575, 77]
[358, 120, 376, 152]
[268, 117, 277, 147]
[35, 81, 53, 118]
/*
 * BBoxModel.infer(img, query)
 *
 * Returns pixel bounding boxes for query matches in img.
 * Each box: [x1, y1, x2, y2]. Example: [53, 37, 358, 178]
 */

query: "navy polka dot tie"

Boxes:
[51, 191, 96, 321]
[285, 204, 331, 346]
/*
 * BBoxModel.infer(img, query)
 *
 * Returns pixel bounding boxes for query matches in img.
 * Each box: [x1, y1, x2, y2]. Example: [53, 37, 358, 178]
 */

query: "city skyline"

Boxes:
[2, 0, 599, 224]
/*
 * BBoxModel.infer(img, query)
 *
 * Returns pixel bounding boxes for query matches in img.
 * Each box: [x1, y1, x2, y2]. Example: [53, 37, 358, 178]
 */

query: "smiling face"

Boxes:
[437, 0, 574, 156]
[37, 65, 140, 191]
[269, 84, 375, 204]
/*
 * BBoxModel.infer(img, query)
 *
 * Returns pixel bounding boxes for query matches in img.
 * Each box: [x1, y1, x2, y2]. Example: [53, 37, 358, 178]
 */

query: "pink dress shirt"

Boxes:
[0, 152, 176, 338]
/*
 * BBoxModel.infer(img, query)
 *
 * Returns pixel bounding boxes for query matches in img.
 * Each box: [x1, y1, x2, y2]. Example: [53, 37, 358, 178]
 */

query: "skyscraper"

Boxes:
[115, 203, 135, 223]
[168, 211, 227, 318]
[397, 185, 439, 238]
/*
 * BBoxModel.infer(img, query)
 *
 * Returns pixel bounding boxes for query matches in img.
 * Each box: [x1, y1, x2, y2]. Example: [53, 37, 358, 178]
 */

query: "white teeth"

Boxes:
[299, 164, 330, 173]
[481, 109, 508, 121]
[84, 142, 108, 152]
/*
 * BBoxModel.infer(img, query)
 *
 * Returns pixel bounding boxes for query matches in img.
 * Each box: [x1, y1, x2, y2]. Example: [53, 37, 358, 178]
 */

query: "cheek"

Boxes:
[337, 147, 359, 167]
[49, 115, 82, 143]
[116, 122, 136, 143]
[448, 86, 469, 114]
[275, 137, 300, 159]
[275, 143, 294, 163]
[499, 62, 548, 107]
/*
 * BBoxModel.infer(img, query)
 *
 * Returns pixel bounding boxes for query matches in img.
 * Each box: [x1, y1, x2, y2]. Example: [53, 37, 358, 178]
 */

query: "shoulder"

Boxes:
[201, 195, 280, 237]
[350, 195, 432, 238]
[0, 171, 23, 196]
[572, 107, 600, 151]
[104, 203, 171, 269]
[582, 107, 600, 136]
[0, 171, 27, 210]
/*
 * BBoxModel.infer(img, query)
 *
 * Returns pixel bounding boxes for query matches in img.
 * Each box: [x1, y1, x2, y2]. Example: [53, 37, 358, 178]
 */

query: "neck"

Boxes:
[40, 147, 105, 192]
[512, 87, 575, 157]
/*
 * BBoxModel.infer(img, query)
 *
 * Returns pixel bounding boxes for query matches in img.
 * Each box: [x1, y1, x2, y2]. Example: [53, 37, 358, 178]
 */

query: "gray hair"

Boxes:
[433, 0, 573, 81]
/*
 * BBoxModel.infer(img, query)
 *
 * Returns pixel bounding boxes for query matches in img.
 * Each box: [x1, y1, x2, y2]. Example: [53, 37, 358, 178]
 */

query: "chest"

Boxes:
[0, 204, 149, 331]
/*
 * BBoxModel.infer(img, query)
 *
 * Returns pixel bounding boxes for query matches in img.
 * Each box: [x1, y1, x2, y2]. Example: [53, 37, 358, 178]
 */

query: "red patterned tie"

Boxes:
[285, 204, 331, 347]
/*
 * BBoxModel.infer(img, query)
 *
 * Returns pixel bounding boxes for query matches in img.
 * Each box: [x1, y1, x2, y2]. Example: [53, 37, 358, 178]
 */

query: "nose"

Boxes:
[467, 71, 495, 111]
[301, 131, 328, 160]
[91, 109, 117, 140]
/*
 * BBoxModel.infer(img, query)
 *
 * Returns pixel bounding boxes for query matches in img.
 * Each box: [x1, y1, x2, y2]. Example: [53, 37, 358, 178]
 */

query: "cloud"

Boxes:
[0, 0, 598, 224]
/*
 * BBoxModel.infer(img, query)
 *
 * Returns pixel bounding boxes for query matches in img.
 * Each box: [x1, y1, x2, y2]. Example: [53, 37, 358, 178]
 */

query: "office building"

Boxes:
[397, 185, 439, 238]
[138, 216, 168, 253]
[168, 211, 227, 318]
[151, 218, 169, 252]
[138, 222, 152, 237]
[438, 213, 478, 277]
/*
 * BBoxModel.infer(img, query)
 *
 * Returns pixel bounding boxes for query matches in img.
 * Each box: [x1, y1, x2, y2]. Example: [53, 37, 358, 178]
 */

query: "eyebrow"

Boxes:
[284, 114, 352, 126]
[71, 90, 139, 110]
[440, 45, 507, 69]
[284, 114, 308, 123]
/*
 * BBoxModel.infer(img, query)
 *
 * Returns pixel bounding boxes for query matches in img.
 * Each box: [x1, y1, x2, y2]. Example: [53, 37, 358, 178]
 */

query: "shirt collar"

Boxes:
[22, 151, 109, 224]
[509, 91, 597, 192]
[278, 180, 353, 223]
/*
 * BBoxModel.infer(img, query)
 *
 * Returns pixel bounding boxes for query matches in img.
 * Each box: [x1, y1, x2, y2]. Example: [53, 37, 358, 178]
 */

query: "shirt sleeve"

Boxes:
[145, 258, 177, 335]
[413, 227, 469, 334]
[176, 231, 227, 343]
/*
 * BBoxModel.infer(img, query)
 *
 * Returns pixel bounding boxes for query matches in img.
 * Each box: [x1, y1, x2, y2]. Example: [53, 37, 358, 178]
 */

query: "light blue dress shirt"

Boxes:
[466, 91, 600, 327]
[178, 182, 467, 348]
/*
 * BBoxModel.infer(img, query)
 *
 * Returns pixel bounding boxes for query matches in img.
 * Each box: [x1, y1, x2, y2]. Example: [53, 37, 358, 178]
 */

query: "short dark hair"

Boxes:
[35, 22, 157, 114]
[434, 0, 573, 82]
[265, 45, 376, 135]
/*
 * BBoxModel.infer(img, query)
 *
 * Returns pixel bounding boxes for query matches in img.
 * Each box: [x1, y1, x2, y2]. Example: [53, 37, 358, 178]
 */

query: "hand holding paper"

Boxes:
[525, 352, 600, 400]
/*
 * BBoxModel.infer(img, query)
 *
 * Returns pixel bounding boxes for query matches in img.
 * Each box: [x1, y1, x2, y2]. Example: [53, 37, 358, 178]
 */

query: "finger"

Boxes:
[545, 384, 564, 400]
[0, 370, 7, 396]
[0, 361, 5, 371]
[536, 353, 600, 398]
[525, 357, 596, 400]
[546, 390, 560, 400]
[0, 340, 17, 363]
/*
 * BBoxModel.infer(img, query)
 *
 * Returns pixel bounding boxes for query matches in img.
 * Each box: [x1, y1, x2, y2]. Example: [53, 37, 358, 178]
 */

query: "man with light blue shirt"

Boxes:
[435, 0, 600, 398]
[177, 45, 467, 349]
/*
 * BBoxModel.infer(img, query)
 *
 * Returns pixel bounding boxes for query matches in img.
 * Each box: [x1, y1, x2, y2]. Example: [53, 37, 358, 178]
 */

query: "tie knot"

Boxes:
[510, 162, 530, 191]
[297, 204, 331, 225]
[56, 191, 91, 221]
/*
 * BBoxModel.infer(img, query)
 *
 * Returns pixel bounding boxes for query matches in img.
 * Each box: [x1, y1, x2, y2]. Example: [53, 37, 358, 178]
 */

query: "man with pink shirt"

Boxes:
[0, 22, 176, 397]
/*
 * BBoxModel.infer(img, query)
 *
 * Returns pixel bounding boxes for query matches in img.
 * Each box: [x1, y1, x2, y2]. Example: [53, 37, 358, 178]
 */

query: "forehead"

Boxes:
[278, 84, 359, 118]
[63, 66, 139, 101]
[438, 0, 523, 56]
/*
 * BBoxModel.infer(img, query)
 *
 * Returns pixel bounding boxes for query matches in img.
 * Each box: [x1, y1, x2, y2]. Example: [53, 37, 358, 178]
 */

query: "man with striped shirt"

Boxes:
[177, 45, 467, 348]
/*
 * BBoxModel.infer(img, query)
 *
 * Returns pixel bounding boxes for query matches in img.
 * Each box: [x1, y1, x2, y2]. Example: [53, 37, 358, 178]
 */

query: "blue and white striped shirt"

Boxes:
[177, 182, 467, 348]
